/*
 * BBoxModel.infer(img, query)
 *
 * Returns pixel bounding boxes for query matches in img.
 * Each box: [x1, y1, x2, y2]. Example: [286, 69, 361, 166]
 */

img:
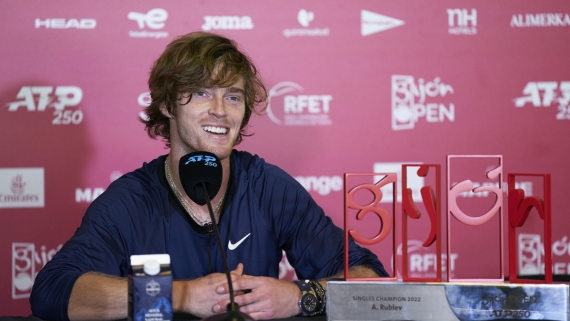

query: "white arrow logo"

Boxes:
[361, 10, 405, 36]
[228, 233, 251, 250]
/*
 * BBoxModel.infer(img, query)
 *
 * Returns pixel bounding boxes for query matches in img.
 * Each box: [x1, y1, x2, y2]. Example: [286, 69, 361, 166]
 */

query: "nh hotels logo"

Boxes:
[361, 10, 405, 36]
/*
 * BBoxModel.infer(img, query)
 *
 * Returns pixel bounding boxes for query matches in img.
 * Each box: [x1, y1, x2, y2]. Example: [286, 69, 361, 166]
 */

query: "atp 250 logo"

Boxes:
[7, 86, 84, 125]
[514, 81, 570, 120]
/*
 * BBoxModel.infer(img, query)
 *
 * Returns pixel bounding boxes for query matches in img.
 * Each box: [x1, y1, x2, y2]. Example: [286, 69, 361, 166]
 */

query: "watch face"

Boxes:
[302, 293, 318, 312]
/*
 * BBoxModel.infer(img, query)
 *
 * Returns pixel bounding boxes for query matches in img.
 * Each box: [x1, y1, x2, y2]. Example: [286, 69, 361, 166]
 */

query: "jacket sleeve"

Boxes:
[258, 167, 388, 280]
[29, 199, 131, 321]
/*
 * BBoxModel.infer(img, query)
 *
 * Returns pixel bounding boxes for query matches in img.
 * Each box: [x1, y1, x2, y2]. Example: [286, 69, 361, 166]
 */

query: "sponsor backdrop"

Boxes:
[1, 0, 570, 315]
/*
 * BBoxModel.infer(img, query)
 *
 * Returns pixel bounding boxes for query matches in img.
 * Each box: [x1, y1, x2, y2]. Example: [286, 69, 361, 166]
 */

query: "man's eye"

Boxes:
[194, 91, 207, 97]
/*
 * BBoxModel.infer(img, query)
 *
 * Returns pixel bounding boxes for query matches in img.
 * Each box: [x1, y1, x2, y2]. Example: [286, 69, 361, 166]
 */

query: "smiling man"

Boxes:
[30, 32, 387, 320]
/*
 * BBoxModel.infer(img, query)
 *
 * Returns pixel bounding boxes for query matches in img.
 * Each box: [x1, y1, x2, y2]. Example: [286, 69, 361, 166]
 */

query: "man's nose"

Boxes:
[209, 95, 227, 117]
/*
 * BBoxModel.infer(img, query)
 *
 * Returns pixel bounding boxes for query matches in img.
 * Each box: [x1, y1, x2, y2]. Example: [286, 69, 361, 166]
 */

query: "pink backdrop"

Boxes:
[1, 0, 570, 316]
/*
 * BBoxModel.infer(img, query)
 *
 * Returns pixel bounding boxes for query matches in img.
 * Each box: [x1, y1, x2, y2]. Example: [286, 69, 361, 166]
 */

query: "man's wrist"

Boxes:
[293, 279, 326, 316]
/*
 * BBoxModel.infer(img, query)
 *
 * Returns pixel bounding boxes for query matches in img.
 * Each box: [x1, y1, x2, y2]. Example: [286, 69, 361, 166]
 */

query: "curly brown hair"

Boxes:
[141, 32, 267, 147]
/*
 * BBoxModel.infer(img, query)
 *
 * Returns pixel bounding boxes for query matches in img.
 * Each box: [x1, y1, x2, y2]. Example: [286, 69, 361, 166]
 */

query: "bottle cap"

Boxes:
[143, 260, 160, 275]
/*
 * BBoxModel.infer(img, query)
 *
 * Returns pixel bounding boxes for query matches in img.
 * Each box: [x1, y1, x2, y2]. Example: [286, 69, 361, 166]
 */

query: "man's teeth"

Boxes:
[203, 126, 227, 134]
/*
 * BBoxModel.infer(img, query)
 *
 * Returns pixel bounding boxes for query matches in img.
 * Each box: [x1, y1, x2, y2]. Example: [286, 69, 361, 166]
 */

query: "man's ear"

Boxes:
[160, 105, 174, 119]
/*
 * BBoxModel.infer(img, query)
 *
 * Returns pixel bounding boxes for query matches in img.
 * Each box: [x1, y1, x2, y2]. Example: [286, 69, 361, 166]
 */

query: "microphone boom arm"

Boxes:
[201, 181, 239, 312]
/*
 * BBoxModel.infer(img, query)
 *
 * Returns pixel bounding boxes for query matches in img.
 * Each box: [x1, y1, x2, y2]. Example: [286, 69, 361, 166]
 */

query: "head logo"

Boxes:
[283, 9, 329, 38]
[128, 8, 169, 38]
[35, 18, 96, 29]
[0, 168, 44, 208]
[514, 81, 570, 120]
[201, 16, 254, 31]
[447, 8, 477, 35]
[298, 9, 314, 27]
[361, 10, 404, 36]
[391, 75, 455, 130]
[267, 82, 332, 126]
[13, 242, 62, 299]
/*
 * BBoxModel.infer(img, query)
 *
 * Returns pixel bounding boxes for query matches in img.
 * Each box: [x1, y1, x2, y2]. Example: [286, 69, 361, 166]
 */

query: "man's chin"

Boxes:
[204, 146, 233, 161]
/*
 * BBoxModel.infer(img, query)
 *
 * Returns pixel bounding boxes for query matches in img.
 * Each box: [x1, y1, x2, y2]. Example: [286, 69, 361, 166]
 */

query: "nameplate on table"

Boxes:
[326, 281, 569, 321]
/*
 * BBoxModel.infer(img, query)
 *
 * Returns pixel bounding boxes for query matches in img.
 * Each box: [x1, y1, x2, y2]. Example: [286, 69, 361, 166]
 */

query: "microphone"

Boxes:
[179, 152, 253, 321]
[179, 152, 223, 206]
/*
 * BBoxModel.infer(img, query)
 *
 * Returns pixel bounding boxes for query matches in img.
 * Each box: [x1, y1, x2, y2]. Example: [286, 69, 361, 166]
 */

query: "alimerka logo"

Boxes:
[511, 13, 570, 27]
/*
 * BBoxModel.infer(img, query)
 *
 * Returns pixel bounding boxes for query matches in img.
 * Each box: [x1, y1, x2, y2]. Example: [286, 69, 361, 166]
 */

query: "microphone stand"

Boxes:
[201, 181, 253, 321]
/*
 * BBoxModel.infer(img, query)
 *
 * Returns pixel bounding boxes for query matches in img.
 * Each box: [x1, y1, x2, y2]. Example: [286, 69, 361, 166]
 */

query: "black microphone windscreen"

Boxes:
[178, 152, 223, 206]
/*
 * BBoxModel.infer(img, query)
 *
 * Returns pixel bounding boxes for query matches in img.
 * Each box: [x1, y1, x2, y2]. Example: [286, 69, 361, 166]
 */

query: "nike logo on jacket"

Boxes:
[228, 233, 251, 250]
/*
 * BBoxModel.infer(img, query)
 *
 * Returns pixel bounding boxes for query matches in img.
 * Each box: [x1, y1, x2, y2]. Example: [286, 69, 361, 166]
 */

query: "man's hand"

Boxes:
[173, 263, 245, 318]
[214, 274, 301, 320]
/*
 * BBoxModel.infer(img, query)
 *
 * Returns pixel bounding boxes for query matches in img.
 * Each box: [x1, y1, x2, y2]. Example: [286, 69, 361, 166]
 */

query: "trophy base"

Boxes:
[326, 281, 569, 321]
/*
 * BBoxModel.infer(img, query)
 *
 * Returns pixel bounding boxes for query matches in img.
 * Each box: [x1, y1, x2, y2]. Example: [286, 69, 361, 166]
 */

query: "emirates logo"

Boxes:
[11, 175, 26, 195]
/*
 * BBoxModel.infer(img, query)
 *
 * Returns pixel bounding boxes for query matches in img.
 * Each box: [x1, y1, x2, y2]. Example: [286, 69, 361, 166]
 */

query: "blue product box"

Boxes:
[129, 254, 172, 321]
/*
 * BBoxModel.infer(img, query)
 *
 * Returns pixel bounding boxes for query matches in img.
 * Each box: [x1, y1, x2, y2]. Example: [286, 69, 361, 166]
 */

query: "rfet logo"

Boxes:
[0, 168, 44, 208]
[391, 75, 455, 130]
[12, 242, 62, 299]
[128, 8, 169, 39]
[514, 81, 570, 120]
[267, 82, 332, 126]
[7, 86, 84, 125]
[396, 240, 458, 279]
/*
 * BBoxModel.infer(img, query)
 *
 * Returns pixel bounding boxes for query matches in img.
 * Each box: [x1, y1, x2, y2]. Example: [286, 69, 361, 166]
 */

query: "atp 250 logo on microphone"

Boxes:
[6, 86, 84, 125]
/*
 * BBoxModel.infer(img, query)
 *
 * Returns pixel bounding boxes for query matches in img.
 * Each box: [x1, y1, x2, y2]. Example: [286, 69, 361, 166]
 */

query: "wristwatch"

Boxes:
[294, 280, 322, 316]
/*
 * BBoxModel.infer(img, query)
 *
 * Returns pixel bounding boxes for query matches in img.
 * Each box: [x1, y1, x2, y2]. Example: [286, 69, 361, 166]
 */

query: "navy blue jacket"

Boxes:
[30, 150, 387, 320]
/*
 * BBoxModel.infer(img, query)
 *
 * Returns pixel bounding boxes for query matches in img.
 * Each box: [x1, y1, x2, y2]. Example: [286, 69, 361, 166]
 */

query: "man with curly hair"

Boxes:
[30, 32, 387, 320]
